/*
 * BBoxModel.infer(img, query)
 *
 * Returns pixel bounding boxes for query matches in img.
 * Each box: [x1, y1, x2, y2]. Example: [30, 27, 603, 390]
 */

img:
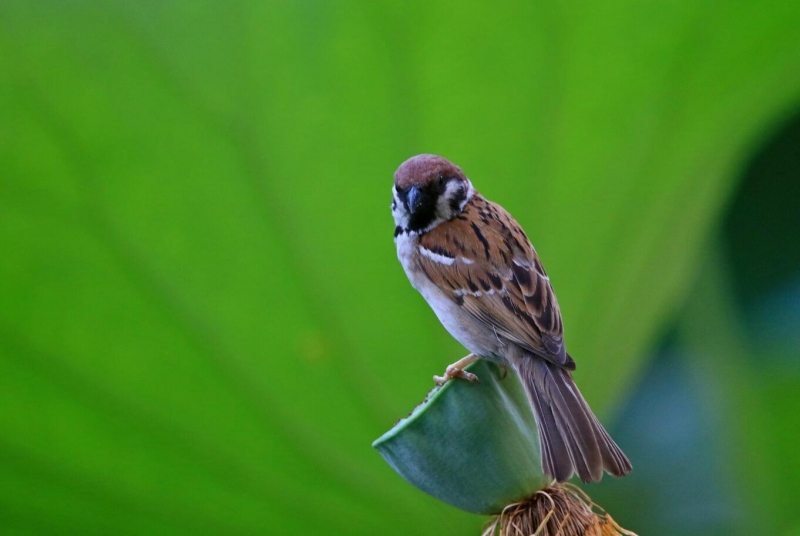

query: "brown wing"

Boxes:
[418, 195, 573, 369]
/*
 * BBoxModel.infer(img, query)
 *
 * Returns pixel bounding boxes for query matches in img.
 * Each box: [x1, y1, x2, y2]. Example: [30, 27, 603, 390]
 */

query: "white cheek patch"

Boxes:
[435, 181, 460, 218]
[461, 180, 475, 210]
[444, 180, 464, 199]
[391, 185, 410, 228]
[435, 179, 474, 220]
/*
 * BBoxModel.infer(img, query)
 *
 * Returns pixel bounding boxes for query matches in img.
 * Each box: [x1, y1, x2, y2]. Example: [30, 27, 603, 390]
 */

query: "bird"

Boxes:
[391, 154, 632, 483]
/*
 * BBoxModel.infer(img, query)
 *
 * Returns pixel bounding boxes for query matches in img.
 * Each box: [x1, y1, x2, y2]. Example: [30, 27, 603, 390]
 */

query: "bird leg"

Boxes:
[434, 353, 480, 386]
[499, 364, 508, 379]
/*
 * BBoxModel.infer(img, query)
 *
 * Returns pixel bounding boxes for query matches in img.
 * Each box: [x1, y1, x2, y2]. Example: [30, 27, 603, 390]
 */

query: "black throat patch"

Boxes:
[397, 178, 467, 234]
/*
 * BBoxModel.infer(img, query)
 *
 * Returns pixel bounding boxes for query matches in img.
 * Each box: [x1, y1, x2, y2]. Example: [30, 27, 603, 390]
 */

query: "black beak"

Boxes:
[406, 185, 423, 214]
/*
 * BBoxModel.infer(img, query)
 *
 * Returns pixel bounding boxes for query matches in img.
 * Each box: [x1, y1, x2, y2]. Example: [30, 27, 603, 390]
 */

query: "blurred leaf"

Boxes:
[678, 251, 800, 535]
[1, 0, 800, 534]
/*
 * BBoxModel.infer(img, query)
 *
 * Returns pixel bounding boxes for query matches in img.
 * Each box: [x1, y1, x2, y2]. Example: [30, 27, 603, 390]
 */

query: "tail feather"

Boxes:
[515, 357, 632, 482]
[590, 411, 633, 477]
[538, 359, 603, 482]
[527, 379, 573, 481]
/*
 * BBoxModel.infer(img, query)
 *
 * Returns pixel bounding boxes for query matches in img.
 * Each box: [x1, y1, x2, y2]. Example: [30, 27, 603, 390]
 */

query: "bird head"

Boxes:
[392, 154, 473, 234]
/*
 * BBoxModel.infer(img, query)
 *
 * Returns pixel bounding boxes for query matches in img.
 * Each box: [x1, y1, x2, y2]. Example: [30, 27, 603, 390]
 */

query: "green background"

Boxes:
[2, 1, 800, 534]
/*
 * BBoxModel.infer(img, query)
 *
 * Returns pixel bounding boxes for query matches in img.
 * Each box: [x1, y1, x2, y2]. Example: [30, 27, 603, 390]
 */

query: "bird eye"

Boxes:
[437, 175, 446, 188]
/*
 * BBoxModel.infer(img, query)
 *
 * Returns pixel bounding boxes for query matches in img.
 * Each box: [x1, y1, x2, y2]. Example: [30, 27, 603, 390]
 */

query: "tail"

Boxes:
[514, 357, 632, 483]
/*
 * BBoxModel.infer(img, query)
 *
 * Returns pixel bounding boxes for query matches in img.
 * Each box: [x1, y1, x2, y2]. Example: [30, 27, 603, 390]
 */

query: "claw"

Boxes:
[499, 364, 508, 380]
[433, 357, 481, 386]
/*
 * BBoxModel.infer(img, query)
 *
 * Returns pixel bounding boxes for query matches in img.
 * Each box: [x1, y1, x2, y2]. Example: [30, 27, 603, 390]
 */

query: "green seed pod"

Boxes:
[373, 360, 549, 514]
[373, 360, 637, 536]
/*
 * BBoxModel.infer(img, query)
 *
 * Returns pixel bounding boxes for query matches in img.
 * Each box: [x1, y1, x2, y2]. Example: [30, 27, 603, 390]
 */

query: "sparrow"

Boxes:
[391, 154, 632, 483]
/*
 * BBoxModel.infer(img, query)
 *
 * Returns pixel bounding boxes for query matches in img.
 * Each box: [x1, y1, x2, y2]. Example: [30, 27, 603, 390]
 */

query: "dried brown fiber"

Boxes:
[482, 483, 637, 536]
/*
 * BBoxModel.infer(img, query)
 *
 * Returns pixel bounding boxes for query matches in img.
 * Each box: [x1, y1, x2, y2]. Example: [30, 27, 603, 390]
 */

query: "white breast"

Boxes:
[395, 232, 503, 358]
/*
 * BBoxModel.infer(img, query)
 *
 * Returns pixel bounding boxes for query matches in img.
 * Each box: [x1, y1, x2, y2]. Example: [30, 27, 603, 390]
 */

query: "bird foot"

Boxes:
[499, 364, 508, 379]
[433, 354, 481, 386]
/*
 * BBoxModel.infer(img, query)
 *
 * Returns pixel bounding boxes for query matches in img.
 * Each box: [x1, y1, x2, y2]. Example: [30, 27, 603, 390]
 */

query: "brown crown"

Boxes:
[393, 154, 467, 189]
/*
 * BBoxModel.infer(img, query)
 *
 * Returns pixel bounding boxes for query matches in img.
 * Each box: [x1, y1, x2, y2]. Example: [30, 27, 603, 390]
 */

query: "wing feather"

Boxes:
[418, 195, 573, 369]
